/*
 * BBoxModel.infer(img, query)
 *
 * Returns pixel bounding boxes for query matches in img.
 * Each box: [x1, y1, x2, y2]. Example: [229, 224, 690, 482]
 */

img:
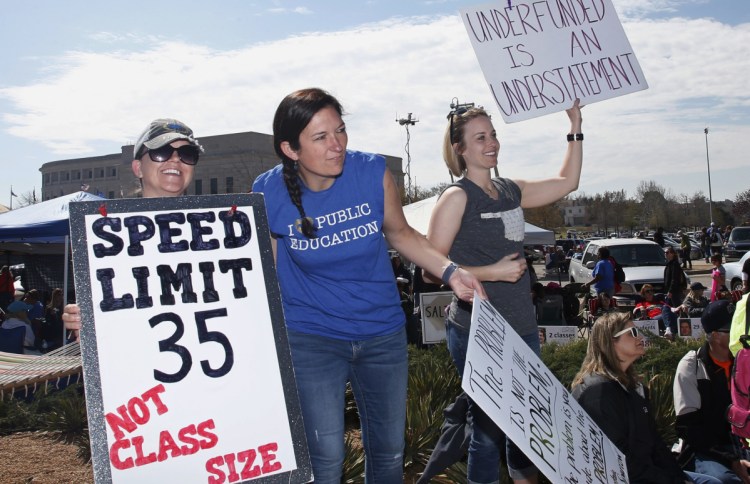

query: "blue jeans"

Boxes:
[287, 328, 407, 484]
[693, 453, 743, 483]
[655, 304, 679, 334]
[446, 321, 539, 483]
[686, 470, 725, 484]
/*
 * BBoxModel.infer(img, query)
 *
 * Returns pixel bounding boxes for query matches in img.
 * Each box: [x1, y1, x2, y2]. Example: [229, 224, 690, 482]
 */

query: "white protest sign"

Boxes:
[69, 195, 312, 484]
[460, 0, 648, 122]
[679, 318, 704, 339]
[465, 298, 627, 483]
[633, 319, 660, 348]
[419, 291, 453, 344]
[539, 326, 578, 346]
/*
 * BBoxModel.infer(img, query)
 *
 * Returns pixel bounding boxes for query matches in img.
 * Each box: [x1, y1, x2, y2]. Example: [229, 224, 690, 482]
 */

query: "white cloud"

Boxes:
[0, 11, 748, 200]
[266, 6, 313, 15]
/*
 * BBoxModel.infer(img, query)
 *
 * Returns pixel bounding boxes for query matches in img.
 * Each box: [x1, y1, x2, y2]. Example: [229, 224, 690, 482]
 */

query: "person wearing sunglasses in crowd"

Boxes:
[63, 119, 203, 340]
[251, 87, 485, 483]
[422, 100, 581, 484]
[572, 312, 721, 484]
[673, 300, 750, 484]
[634, 283, 679, 338]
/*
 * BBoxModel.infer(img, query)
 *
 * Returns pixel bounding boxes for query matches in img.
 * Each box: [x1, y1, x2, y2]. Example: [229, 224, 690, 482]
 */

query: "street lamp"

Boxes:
[396, 113, 418, 203]
[704, 127, 713, 224]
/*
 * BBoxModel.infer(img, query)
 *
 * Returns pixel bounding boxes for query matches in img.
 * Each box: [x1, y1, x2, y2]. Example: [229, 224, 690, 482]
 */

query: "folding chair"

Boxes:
[579, 296, 618, 337]
[536, 294, 566, 326]
[0, 326, 26, 354]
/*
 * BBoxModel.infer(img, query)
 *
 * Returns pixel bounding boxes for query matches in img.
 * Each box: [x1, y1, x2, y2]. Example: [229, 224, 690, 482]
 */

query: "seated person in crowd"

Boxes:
[678, 282, 711, 318]
[673, 300, 750, 483]
[593, 292, 617, 318]
[572, 312, 718, 484]
[23, 289, 45, 321]
[1, 300, 36, 352]
[634, 284, 679, 338]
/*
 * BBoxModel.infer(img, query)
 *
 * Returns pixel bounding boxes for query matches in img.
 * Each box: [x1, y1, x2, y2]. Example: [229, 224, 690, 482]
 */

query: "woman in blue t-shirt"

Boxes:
[253, 88, 485, 483]
[426, 100, 582, 483]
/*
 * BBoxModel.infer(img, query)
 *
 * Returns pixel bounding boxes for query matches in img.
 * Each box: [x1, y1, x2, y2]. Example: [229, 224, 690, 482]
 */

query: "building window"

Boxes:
[43, 173, 50, 185]
[95, 168, 104, 178]
[195, 179, 202, 195]
[210, 178, 218, 195]
[72, 170, 81, 180]
[226, 177, 234, 193]
[108, 191, 115, 199]
[61, 172, 70, 181]
[108, 167, 117, 177]
[84, 169, 93, 179]
[51, 172, 59, 183]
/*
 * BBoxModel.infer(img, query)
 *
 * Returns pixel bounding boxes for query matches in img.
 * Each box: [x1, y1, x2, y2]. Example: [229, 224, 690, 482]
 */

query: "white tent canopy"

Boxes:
[402, 195, 555, 246]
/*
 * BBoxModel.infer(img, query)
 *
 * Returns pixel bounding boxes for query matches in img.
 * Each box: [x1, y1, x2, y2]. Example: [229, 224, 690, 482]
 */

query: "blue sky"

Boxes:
[1, 0, 749, 208]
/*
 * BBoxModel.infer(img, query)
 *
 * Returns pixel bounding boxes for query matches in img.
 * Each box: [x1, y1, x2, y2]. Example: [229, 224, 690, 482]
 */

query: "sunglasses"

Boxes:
[447, 100, 474, 144]
[643, 290, 654, 294]
[144, 144, 200, 165]
[614, 326, 640, 338]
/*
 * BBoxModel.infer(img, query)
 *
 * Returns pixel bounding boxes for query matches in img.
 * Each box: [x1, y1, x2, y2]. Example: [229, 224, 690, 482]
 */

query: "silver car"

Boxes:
[725, 251, 750, 292]
[568, 238, 686, 306]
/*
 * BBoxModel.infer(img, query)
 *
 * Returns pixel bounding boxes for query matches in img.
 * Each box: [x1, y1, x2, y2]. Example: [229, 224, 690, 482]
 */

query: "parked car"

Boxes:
[568, 238, 687, 306]
[663, 236, 702, 261]
[555, 238, 585, 253]
[725, 226, 750, 262]
[725, 251, 750, 292]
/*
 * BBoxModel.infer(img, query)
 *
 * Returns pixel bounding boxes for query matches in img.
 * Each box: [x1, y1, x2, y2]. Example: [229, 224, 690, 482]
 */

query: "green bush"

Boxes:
[0, 335, 703, 481]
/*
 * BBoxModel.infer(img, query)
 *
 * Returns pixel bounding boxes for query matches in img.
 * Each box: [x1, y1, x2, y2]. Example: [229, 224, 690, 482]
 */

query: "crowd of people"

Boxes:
[0, 87, 743, 483]
[0, 276, 66, 354]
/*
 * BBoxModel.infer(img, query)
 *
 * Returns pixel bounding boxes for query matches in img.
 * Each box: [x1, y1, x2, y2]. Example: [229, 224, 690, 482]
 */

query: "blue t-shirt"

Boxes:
[593, 259, 615, 294]
[252, 150, 404, 340]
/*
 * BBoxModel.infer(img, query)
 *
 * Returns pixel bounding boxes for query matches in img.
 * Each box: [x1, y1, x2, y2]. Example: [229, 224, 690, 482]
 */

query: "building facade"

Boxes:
[40, 131, 404, 200]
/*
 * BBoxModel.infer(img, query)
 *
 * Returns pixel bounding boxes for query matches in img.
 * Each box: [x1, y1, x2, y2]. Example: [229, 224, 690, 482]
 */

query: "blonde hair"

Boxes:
[442, 107, 491, 177]
[571, 312, 640, 390]
[639, 284, 654, 297]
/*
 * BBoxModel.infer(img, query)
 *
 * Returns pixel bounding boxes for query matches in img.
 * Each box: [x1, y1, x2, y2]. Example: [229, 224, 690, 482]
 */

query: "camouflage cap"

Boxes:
[133, 118, 204, 160]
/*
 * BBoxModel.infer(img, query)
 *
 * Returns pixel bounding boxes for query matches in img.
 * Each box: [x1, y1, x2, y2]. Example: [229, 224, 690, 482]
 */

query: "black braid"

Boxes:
[281, 159, 317, 238]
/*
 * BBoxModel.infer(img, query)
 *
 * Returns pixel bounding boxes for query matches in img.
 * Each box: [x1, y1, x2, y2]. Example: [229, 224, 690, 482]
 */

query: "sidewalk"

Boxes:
[684, 259, 712, 276]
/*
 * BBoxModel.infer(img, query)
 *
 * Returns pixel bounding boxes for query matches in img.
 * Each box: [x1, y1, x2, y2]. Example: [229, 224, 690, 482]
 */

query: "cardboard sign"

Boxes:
[460, 0, 648, 122]
[633, 319, 660, 348]
[464, 297, 627, 483]
[419, 291, 453, 344]
[69, 195, 312, 484]
[538, 326, 578, 346]
[679, 318, 704, 339]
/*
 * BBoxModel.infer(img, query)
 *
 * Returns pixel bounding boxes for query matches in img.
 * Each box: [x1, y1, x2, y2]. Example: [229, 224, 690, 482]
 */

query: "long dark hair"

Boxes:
[272, 87, 344, 239]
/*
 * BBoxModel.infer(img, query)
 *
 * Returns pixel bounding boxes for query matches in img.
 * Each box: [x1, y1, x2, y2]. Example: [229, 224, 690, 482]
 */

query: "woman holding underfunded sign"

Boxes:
[572, 312, 719, 484]
[425, 100, 582, 483]
[251, 87, 485, 483]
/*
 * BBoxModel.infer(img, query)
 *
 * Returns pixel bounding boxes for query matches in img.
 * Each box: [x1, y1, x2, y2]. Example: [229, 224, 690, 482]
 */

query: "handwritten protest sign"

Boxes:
[464, 298, 627, 483]
[460, 0, 648, 122]
[419, 291, 453, 344]
[69, 195, 311, 484]
[679, 318, 704, 339]
[538, 326, 578, 346]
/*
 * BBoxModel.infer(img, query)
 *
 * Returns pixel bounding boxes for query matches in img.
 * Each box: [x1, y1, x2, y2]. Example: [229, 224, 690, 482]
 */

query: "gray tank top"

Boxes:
[446, 177, 536, 337]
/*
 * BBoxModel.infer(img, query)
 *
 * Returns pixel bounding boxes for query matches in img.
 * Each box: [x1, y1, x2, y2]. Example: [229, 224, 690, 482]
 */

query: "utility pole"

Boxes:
[396, 113, 418, 203]
[704, 127, 714, 224]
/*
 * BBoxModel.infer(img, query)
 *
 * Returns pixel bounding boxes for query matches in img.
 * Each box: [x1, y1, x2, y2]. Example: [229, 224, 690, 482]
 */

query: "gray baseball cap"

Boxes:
[133, 118, 204, 160]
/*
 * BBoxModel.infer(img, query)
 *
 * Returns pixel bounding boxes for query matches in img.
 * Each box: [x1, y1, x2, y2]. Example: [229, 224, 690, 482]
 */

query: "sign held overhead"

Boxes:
[460, 0, 648, 122]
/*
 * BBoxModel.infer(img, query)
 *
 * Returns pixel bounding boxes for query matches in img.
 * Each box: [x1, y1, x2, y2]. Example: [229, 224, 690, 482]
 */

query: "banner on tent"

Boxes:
[69, 194, 311, 484]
